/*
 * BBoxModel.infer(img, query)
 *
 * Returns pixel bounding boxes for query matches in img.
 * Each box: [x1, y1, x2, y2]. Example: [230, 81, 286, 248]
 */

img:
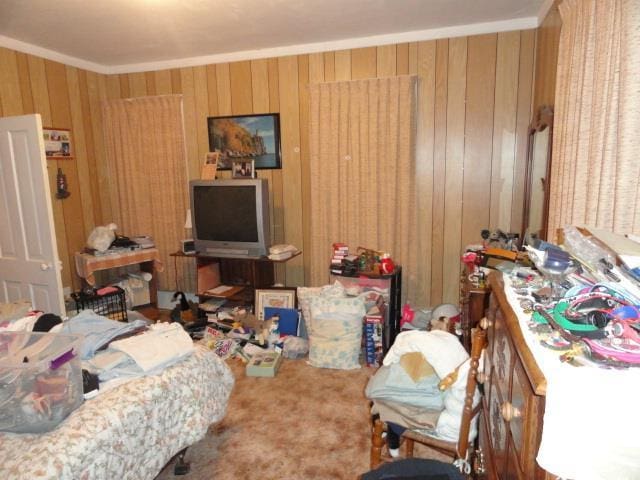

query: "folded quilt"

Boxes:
[372, 399, 441, 431]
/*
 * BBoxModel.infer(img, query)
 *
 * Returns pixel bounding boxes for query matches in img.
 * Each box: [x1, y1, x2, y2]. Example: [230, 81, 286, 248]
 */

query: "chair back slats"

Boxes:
[455, 328, 487, 462]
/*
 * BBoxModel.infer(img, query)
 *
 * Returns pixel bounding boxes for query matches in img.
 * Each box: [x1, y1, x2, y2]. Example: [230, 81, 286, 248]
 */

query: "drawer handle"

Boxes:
[479, 317, 492, 330]
[501, 402, 521, 422]
[476, 371, 488, 384]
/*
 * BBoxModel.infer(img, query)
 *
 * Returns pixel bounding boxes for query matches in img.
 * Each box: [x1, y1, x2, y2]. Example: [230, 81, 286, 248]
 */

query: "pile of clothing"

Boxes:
[1, 304, 195, 396]
[61, 311, 194, 391]
[366, 329, 480, 443]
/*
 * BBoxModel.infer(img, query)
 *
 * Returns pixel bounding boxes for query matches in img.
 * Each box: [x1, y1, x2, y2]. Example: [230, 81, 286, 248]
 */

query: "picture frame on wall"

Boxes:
[232, 160, 255, 179]
[207, 113, 281, 170]
[254, 288, 296, 322]
[43, 128, 72, 159]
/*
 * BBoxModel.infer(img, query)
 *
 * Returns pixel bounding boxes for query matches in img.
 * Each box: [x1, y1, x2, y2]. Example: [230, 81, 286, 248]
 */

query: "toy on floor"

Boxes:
[171, 291, 197, 324]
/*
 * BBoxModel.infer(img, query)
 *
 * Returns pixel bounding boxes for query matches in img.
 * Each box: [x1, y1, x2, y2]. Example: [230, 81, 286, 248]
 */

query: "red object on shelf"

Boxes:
[380, 255, 394, 275]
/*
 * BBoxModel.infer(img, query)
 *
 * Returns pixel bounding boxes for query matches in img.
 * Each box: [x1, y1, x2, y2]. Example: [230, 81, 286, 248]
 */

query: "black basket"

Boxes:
[72, 286, 128, 322]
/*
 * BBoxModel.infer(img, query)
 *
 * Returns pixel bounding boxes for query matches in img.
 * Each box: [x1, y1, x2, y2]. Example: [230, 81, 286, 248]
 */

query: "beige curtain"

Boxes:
[308, 75, 418, 301]
[102, 95, 189, 290]
[547, 0, 640, 240]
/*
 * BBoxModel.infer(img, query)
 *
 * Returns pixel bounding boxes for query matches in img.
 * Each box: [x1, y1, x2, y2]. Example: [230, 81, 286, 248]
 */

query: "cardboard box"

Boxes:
[246, 351, 282, 377]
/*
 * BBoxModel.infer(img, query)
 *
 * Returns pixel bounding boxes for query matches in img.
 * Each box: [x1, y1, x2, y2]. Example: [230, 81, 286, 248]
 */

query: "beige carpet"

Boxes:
[156, 357, 376, 480]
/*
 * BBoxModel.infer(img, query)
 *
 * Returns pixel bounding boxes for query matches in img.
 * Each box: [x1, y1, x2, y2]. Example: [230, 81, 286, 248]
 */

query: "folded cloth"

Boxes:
[59, 310, 148, 359]
[365, 361, 444, 410]
[109, 322, 194, 372]
[372, 399, 442, 431]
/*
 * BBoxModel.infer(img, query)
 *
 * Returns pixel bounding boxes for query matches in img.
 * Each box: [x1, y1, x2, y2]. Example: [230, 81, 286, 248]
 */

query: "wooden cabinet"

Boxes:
[459, 272, 491, 351]
[478, 273, 555, 480]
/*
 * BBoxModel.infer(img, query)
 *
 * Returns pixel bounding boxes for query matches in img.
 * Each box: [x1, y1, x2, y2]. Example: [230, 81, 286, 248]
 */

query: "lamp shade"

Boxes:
[184, 209, 192, 230]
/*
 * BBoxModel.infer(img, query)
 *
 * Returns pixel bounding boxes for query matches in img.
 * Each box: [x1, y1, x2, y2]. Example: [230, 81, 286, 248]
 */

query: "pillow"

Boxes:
[307, 294, 365, 370]
[297, 282, 346, 333]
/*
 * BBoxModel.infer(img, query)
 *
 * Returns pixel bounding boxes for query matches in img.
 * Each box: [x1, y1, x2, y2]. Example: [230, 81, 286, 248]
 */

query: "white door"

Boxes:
[0, 114, 64, 315]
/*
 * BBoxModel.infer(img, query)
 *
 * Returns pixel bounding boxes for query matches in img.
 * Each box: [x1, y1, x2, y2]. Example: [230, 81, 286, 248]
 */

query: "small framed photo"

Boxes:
[232, 160, 255, 179]
[254, 288, 296, 322]
[201, 152, 219, 180]
[43, 127, 72, 159]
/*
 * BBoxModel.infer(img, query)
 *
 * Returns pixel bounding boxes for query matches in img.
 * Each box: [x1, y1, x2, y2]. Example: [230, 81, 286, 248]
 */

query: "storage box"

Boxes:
[0, 331, 84, 433]
[246, 351, 282, 377]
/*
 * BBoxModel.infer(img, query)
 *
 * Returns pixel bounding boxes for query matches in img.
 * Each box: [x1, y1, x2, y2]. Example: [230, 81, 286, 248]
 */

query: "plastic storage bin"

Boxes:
[0, 331, 84, 433]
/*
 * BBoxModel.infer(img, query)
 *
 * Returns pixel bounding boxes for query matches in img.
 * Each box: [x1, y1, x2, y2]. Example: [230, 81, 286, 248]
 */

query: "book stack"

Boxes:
[363, 302, 386, 367]
[330, 243, 349, 274]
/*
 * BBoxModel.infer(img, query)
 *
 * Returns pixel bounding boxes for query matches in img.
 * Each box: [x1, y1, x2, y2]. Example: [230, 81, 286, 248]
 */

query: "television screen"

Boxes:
[193, 185, 258, 242]
[190, 178, 270, 258]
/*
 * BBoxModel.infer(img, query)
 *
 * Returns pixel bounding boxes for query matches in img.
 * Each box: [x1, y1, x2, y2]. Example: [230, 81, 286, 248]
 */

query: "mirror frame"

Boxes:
[521, 105, 554, 245]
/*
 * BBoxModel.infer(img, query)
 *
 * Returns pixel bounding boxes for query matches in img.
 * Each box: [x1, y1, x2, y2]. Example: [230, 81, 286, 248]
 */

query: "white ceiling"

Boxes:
[0, 0, 550, 74]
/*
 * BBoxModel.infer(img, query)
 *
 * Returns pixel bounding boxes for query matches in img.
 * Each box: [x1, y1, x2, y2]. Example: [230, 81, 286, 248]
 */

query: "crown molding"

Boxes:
[537, 0, 557, 24]
[0, 34, 110, 74]
[1, 16, 539, 75]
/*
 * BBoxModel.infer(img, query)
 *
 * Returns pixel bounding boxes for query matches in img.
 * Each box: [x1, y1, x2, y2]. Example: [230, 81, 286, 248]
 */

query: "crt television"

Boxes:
[190, 178, 271, 258]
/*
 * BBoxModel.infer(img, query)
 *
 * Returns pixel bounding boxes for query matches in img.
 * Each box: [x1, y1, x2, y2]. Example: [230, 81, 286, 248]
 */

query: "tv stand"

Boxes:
[170, 250, 301, 305]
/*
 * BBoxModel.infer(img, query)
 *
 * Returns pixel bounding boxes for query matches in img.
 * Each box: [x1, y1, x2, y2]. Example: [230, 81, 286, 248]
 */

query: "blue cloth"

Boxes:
[59, 310, 147, 359]
[365, 362, 444, 410]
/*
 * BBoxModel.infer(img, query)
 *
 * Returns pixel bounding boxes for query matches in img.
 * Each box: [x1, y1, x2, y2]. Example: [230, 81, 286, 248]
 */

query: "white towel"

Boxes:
[109, 323, 194, 373]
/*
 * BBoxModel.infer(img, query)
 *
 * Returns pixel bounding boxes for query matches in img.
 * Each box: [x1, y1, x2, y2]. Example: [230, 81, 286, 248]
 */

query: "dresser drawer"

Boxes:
[488, 377, 508, 475]
[478, 402, 498, 479]
[491, 306, 514, 407]
[511, 358, 545, 477]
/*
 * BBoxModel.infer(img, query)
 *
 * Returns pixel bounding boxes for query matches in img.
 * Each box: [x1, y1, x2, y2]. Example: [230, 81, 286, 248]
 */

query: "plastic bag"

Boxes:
[282, 336, 309, 359]
[86, 223, 117, 252]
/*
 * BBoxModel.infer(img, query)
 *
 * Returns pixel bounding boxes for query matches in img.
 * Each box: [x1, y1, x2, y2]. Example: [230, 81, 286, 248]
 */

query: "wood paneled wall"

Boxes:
[1, 28, 537, 305]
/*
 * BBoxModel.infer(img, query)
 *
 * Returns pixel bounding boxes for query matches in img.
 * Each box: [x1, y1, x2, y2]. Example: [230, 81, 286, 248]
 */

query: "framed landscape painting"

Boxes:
[207, 113, 281, 170]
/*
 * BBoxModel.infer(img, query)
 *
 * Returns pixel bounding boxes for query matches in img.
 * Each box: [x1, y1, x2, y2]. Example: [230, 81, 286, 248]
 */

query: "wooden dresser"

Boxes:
[477, 273, 555, 480]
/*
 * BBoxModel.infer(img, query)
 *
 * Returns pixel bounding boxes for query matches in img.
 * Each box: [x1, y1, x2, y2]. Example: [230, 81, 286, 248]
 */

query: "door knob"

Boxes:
[40, 263, 52, 271]
[501, 402, 521, 422]
[479, 317, 492, 329]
